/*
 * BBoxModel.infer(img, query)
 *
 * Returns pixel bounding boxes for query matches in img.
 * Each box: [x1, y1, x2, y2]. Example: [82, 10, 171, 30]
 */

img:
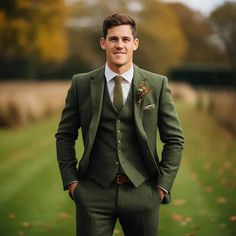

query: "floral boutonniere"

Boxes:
[136, 80, 152, 106]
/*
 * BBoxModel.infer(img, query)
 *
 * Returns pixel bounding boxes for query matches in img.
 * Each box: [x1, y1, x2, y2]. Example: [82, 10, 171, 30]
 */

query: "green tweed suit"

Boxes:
[55, 65, 184, 235]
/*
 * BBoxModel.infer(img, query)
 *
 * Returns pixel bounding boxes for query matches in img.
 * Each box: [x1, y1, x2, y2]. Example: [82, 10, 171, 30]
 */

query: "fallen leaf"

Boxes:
[17, 231, 24, 236]
[220, 178, 226, 185]
[223, 161, 231, 169]
[22, 222, 31, 228]
[216, 197, 227, 204]
[180, 221, 187, 226]
[8, 213, 16, 220]
[203, 162, 211, 171]
[230, 216, 236, 222]
[204, 186, 214, 193]
[190, 173, 198, 181]
[220, 223, 226, 228]
[211, 217, 217, 222]
[193, 224, 200, 230]
[185, 217, 192, 223]
[171, 213, 184, 222]
[185, 233, 195, 236]
[41, 223, 52, 231]
[58, 212, 70, 219]
[173, 199, 186, 206]
[181, 216, 192, 226]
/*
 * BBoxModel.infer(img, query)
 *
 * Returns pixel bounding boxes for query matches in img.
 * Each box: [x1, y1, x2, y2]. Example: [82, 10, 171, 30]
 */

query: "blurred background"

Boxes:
[0, 0, 235, 236]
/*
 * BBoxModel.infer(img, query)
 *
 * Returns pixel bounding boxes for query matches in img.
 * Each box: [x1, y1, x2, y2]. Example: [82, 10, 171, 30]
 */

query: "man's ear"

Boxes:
[100, 37, 106, 50]
[133, 38, 139, 51]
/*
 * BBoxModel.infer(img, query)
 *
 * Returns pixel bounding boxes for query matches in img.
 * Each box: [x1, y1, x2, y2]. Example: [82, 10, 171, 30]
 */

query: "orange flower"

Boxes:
[136, 80, 152, 106]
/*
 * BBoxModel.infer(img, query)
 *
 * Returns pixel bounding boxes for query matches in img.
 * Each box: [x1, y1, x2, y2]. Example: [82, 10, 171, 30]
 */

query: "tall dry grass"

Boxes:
[208, 90, 236, 135]
[169, 82, 197, 104]
[0, 81, 196, 128]
[0, 81, 69, 127]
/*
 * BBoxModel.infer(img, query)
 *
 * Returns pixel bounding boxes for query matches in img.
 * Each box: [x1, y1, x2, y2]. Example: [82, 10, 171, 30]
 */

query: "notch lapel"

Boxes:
[133, 66, 160, 175]
[87, 68, 105, 152]
[78, 67, 105, 178]
[133, 65, 148, 143]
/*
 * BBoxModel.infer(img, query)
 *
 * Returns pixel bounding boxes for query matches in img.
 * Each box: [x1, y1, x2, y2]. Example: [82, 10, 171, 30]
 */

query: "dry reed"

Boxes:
[0, 81, 70, 127]
[0, 81, 196, 128]
[209, 90, 236, 135]
[169, 82, 197, 104]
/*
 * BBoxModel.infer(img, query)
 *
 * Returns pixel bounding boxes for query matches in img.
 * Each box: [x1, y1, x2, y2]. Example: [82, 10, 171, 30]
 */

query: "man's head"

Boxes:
[102, 13, 137, 39]
[100, 13, 139, 73]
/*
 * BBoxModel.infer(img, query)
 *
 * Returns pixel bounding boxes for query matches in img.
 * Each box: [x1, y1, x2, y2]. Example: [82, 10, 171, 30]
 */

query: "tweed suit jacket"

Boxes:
[55, 65, 184, 204]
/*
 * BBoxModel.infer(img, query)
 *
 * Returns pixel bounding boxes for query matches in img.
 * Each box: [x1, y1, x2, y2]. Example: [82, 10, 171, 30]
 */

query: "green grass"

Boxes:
[159, 103, 236, 236]
[0, 104, 235, 236]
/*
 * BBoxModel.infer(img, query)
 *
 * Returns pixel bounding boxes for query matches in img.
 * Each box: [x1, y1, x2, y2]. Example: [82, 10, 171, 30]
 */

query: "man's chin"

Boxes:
[112, 60, 126, 67]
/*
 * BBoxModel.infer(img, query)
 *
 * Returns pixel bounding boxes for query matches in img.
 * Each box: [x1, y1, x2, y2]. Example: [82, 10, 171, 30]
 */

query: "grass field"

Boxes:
[0, 103, 235, 236]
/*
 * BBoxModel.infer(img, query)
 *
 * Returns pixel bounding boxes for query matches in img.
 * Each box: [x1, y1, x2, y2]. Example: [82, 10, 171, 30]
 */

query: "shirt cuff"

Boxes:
[66, 180, 79, 190]
[157, 186, 168, 194]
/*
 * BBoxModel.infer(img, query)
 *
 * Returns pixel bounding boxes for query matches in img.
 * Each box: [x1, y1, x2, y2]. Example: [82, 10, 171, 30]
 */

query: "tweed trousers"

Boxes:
[73, 178, 161, 236]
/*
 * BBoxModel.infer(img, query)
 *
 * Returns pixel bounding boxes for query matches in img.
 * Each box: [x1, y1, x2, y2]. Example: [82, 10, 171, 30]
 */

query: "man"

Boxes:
[55, 13, 184, 236]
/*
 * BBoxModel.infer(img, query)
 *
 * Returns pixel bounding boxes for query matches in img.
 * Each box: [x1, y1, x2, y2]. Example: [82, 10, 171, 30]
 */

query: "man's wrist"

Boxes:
[157, 187, 167, 200]
[68, 182, 78, 196]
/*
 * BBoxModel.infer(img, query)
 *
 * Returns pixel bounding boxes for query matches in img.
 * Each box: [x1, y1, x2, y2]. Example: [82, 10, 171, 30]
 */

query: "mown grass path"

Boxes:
[0, 103, 235, 236]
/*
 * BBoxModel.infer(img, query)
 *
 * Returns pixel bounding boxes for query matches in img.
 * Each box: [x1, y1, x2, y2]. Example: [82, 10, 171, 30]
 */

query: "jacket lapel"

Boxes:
[133, 65, 149, 143]
[88, 67, 105, 149]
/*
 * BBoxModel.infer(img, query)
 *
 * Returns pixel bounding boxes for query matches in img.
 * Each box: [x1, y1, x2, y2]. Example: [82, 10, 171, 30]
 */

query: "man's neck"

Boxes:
[107, 62, 133, 75]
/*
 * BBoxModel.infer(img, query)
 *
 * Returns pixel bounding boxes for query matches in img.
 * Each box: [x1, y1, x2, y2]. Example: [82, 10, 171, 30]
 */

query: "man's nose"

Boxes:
[115, 39, 124, 48]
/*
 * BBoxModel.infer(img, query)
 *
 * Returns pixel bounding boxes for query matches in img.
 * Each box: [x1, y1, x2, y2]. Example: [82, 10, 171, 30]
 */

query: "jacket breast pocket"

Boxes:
[143, 107, 157, 116]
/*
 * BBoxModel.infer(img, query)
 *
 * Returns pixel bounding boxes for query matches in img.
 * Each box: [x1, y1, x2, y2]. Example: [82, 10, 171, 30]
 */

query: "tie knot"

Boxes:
[114, 75, 123, 85]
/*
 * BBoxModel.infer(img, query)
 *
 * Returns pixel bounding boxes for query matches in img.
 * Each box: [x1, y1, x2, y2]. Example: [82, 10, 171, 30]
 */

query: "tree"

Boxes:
[65, 0, 187, 74]
[211, 2, 236, 70]
[168, 2, 228, 66]
[135, 0, 187, 74]
[0, 0, 68, 78]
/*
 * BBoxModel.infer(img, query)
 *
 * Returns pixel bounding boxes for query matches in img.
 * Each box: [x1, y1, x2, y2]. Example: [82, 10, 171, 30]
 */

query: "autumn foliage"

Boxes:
[0, 0, 67, 62]
[1, 0, 234, 79]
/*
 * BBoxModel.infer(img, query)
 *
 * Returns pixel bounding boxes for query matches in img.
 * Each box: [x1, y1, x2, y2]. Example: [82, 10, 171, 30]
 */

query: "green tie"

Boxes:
[113, 75, 123, 112]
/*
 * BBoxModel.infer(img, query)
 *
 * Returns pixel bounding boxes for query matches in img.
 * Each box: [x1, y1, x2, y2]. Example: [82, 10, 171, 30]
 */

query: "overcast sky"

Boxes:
[162, 0, 236, 15]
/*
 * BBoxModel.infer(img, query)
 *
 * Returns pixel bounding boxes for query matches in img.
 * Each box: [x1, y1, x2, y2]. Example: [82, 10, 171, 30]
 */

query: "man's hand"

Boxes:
[68, 182, 78, 197]
[157, 188, 165, 201]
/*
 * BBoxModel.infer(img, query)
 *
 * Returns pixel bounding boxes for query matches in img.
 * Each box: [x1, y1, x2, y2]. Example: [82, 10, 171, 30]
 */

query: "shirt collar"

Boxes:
[105, 63, 134, 84]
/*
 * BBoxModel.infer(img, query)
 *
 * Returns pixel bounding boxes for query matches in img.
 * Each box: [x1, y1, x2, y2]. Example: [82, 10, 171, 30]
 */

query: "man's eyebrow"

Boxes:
[108, 36, 118, 39]
[108, 36, 132, 39]
[122, 36, 131, 39]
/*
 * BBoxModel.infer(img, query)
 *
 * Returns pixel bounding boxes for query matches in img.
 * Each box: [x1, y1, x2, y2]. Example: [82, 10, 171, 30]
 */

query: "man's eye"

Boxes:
[109, 38, 117, 42]
[123, 38, 130, 42]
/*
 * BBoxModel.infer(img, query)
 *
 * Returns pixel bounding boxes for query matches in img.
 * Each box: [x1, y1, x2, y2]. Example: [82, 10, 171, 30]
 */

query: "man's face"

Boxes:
[100, 25, 139, 73]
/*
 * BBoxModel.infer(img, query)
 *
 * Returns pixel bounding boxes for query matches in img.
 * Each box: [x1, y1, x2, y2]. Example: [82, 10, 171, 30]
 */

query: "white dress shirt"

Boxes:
[104, 63, 133, 104]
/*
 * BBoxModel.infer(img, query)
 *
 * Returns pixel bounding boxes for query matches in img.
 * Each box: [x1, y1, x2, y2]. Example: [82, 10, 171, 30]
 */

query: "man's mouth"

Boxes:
[114, 52, 125, 54]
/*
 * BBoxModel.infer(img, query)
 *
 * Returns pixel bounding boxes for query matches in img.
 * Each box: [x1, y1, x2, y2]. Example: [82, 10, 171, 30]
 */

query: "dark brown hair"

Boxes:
[102, 13, 137, 38]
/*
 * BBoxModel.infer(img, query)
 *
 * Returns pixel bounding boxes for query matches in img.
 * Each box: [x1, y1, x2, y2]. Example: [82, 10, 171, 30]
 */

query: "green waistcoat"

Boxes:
[87, 82, 149, 188]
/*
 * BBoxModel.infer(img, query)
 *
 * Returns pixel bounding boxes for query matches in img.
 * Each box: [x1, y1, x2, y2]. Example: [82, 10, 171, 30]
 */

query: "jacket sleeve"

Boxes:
[55, 76, 81, 190]
[157, 77, 184, 203]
